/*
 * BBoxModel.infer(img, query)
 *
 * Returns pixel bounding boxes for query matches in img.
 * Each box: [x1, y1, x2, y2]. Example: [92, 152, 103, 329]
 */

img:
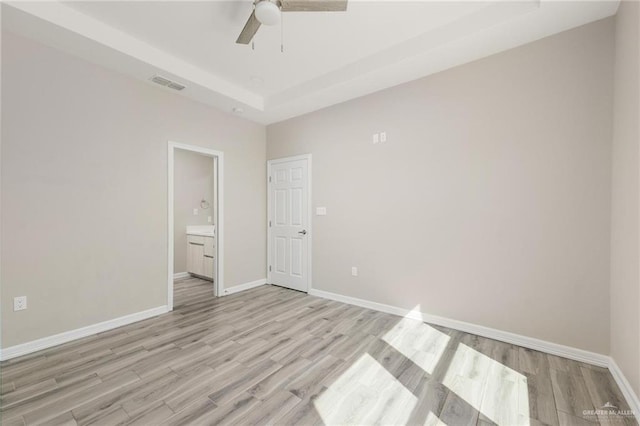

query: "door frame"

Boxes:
[267, 154, 313, 293]
[168, 141, 224, 310]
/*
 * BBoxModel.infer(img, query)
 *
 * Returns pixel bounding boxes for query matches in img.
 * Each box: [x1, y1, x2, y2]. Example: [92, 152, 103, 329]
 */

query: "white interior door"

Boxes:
[268, 156, 310, 292]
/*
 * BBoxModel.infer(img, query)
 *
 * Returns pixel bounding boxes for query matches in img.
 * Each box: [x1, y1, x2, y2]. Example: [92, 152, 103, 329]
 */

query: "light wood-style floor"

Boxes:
[1, 277, 637, 426]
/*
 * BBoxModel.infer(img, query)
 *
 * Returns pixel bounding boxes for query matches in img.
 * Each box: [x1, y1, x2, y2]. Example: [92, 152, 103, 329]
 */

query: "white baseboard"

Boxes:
[224, 278, 267, 295]
[308, 288, 609, 367]
[609, 358, 640, 422]
[0, 305, 169, 361]
[173, 272, 190, 279]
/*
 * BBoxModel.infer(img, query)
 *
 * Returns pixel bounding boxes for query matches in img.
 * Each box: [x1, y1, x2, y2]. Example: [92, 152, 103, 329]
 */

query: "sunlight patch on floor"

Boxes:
[424, 411, 449, 426]
[381, 310, 450, 374]
[443, 343, 530, 426]
[314, 353, 417, 425]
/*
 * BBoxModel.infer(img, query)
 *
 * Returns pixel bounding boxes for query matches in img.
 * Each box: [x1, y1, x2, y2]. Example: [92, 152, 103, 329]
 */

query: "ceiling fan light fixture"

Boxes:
[255, 1, 281, 26]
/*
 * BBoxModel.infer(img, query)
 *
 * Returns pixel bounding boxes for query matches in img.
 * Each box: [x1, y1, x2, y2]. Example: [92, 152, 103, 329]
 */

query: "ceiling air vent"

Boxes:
[150, 75, 186, 91]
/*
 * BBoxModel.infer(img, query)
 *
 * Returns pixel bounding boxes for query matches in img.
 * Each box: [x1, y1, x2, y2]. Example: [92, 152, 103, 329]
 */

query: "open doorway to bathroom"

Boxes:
[168, 141, 224, 311]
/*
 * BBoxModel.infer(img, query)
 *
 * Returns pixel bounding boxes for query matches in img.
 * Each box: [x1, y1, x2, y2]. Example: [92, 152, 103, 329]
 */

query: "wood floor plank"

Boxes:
[405, 377, 449, 425]
[299, 333, 349, 361]
[6, 349, 114, 389]
[0, 379, 58, 410]
[207, 358, 281, 406]
[285, 354, 344, 400]
[232, 390, 301, 425]
[329, 331, 377, 361]
[163, 363, 239, 413]
[550, 367, 596, 421]
[557, 410, 597, 426]
[1, 374, 103, 422]
[581, 366, 638, 426]
[125, 401, 174, 426]
[1, 381, 16, 395]
[277, 385, 327, 426]
[525, 371, 560, 426]
[247, 357, 312, 400]
[197, 392, 259, 425]
[160, 397, 219, 426]
[0, 415, 26, 426]
[22, 372, 138, 425]
[519, 347, 550, 375]
[478, 412, 498, 426]
[439, 390, 480, 426]
[47, 411, 78, 426]
[83, 407, 129, 426]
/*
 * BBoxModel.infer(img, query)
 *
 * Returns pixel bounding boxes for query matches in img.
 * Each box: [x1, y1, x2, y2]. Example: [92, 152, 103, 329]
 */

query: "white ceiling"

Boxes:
[3, 1, 620, 124]
[63, 1, 489, 96]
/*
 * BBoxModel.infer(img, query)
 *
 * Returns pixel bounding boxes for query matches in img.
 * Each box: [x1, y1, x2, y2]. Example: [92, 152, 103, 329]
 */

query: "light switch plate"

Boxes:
[193, 208, 198, 215]
[351, 267, 358, 277]
[207, 216, 212, 223]
[316, 207, 327, 216]
[372, 133, 379, 144]
[380, 132, 387, 142]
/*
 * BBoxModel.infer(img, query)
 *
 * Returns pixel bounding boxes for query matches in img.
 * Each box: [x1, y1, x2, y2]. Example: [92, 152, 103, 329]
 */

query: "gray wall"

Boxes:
[1, 32, 267, 348]
[610, 0, 640, 396]
[173, 149, 215, 273]
[267, 18, 614, 354]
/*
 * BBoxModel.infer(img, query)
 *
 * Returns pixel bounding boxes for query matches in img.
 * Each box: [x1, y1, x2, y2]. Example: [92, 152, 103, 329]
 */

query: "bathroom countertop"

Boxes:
[186, 225, 215, 237]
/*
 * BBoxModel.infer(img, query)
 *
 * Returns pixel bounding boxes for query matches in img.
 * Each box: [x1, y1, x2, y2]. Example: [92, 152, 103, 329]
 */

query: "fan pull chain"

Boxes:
[252, 41, 255, 51]
[280, 13, 284, 53]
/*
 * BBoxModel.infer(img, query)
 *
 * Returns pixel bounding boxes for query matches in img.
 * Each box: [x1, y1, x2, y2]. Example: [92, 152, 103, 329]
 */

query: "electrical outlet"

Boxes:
[193, 208, 199, 215]
[14, 296, 27, 311]
[351, 267, 358, 277]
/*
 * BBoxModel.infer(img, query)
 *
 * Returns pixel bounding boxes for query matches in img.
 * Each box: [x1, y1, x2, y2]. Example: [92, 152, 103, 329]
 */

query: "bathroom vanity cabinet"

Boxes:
[187, 234, 215, 281]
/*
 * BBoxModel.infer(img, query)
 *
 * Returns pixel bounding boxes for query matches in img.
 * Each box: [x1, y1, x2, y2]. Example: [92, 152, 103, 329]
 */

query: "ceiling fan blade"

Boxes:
[236, 11, 261, 44]
[280, 0, 347, 12]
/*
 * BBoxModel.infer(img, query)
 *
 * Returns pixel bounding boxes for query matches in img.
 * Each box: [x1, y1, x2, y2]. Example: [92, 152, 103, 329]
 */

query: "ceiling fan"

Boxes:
[236, 0, 348, 45]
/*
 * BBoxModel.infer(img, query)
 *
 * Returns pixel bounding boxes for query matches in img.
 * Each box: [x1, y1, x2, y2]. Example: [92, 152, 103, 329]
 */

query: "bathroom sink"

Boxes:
[186, 225, 215, 237]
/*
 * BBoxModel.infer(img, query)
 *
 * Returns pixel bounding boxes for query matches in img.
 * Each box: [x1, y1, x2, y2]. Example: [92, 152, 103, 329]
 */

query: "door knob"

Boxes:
[298, 229, 307, 235]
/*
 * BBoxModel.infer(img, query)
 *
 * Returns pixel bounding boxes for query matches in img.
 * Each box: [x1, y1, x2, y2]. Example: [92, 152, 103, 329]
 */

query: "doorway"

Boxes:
[267, 154, 312, 292]
[168, 141, 224, 310]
